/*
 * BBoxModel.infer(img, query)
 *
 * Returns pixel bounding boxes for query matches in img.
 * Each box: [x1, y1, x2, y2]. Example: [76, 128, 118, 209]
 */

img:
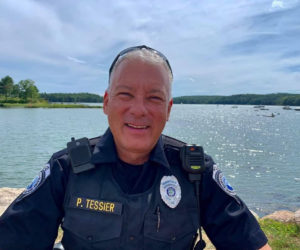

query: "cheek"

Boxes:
[150, 108, 169, 123]
[108, 103, 127, 122]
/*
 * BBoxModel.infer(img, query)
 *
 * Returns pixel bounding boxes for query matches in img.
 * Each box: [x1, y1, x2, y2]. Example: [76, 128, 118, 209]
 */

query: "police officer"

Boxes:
[0, 45, 271, 250]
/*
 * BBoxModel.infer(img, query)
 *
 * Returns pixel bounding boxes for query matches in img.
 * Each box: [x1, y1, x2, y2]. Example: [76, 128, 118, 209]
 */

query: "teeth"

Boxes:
[127, 123, 147, 129]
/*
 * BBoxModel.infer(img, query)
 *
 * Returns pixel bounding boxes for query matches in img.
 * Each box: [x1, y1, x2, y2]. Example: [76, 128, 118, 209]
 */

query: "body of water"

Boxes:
[0, 104, 299, 216]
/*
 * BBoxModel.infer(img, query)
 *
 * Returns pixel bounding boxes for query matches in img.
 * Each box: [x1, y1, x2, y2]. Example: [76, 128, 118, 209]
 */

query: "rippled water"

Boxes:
[0, 105, 299, 216]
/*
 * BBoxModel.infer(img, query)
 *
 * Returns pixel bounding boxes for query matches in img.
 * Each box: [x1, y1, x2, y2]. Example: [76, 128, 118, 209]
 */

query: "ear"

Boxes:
[103, 91, 109, 115]
[167, 98, 173, 121]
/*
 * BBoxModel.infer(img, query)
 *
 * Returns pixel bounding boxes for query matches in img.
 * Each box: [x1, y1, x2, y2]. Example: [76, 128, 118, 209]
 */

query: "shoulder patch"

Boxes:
[18, 163, 51, 200]
[212, 164, 236, 196]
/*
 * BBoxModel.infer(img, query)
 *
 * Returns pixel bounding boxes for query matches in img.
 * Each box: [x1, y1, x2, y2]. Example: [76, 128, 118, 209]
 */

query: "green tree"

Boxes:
[27, 85, 39, 100]
[39, 93, 103, 103]
[18, 79, 39, 101]
[0, 76, 14, 100]
[11, 84, 21, 98]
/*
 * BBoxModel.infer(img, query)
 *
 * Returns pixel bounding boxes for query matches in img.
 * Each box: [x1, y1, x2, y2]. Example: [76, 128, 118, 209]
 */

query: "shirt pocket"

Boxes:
[143, 207, 198, 250]
[62, 209, 122, 250]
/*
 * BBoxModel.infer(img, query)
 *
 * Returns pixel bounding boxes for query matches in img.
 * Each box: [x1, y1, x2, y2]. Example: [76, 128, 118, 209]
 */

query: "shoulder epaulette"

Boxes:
[204, 154, 215, 168]
[162, 134, 186, 149]
[51, 148, 68, 160]
[87, 135, 102, 147]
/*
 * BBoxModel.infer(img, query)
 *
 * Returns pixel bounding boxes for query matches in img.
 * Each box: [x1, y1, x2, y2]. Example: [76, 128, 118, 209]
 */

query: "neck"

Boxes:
[116, 147, 150, 165]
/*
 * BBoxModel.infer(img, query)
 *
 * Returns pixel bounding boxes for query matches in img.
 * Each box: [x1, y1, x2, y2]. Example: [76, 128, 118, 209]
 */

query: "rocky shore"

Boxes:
[0, 187, 24, 216]
[0, 187, 299, 249]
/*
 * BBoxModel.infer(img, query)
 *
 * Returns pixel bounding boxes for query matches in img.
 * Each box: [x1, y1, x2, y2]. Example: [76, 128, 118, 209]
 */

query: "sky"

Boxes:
[1, 0, 300, 97]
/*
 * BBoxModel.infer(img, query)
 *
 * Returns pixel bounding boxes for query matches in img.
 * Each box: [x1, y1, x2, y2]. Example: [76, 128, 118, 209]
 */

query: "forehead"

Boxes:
[110, 57, 170, 91]
[110, 48, 172, 80]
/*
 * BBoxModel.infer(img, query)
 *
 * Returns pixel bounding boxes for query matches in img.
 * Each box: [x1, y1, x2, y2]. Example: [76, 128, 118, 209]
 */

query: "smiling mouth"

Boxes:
[126, 123, 149, 129]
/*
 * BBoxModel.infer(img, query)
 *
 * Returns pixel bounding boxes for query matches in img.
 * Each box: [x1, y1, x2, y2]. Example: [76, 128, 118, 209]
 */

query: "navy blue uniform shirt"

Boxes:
[0, 128, 268, 249]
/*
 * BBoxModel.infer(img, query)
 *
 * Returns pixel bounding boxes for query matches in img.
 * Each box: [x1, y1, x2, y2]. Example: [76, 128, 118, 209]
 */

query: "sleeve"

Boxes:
[0, 153, 69, 250]
[200, 156, 268, 250]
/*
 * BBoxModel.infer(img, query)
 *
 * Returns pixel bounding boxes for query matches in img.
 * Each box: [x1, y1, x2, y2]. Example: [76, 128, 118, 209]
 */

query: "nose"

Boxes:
[129, 96, 147, 117]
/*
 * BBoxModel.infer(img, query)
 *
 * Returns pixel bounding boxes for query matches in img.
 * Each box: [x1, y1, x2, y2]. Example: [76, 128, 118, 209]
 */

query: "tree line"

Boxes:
[173, 93, 300, 106]
[40, 93, 103, 103]
[2, 75, 299, 105]
[0, 76, 39, 102]
[0, 75, 103, 103]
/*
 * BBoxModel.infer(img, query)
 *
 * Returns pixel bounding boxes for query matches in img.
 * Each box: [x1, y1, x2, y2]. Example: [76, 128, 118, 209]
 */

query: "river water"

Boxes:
[0, 104, 299, 216]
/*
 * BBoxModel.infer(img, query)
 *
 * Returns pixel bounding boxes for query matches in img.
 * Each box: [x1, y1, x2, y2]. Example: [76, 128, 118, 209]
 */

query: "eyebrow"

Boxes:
[114, 85, 166, 95]
[148, 89, 166, 96]
[114, 85, 133, 91]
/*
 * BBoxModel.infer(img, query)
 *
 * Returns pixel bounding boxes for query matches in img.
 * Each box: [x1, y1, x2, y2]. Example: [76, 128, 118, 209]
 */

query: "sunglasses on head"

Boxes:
[109, 45, 173, 80]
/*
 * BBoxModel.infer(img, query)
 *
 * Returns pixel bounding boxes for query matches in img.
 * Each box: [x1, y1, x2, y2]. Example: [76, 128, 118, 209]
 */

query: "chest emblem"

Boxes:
[160, 175, 181, 208]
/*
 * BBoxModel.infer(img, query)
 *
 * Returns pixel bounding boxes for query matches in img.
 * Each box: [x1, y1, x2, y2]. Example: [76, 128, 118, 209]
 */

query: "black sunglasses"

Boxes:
[109, 45, 173, 80]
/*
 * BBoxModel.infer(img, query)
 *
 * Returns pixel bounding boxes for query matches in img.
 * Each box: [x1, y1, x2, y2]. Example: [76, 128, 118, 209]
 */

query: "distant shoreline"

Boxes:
[0, 103, 102, 108]
[1, 102, 300, 109]
[173, 93, 300, 106]
[2, 92, 300, 106]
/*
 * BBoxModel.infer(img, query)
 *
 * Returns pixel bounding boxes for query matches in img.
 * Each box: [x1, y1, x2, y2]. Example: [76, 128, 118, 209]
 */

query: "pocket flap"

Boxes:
[62, 210, 122, 242]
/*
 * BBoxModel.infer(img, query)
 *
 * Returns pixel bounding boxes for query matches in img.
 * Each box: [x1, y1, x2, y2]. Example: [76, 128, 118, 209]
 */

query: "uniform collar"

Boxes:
[91, 128, 170, 169]
[91, 128, 118, 164]
[149, 136, 170, 169]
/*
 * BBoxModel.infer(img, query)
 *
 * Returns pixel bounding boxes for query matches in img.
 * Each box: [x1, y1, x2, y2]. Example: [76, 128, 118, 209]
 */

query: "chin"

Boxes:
[126, 142, 154, 153]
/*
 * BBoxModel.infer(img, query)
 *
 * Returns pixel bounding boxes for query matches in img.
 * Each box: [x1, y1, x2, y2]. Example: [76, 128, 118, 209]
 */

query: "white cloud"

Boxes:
[0, 0, 299, 95]
[272, 0, 284, 8]
[67, 56, 87, 64]
[188, 77, 196, 82]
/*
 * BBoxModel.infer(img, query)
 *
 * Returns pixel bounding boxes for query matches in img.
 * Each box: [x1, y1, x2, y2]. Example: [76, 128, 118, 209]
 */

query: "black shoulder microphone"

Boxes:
[180, 145, 206, 250]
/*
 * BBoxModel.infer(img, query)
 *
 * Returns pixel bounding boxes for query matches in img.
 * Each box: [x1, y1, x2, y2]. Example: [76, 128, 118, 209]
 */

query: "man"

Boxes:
[0, 45, 271, 249]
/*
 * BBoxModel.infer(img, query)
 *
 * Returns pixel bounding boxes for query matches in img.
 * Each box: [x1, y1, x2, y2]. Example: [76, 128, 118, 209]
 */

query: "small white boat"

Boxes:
[283, 106, 292, 110]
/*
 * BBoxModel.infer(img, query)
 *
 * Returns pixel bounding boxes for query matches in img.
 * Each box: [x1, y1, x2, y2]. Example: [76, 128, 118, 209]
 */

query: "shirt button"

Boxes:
[129, 236, 135, 241]
[87, 235, 93, 241]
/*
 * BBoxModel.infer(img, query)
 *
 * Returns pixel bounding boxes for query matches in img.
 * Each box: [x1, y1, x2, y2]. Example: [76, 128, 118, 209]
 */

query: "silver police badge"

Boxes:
[160, 175, 181, 208]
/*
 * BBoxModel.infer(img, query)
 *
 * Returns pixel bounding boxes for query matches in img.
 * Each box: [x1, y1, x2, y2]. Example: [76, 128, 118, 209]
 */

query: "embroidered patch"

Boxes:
[160, 175, 181, 208]
[70, 197, 123, 215]
[43, 163, 51, 179]
[212, 164, 236, 196]
[18, 163, 51, 200]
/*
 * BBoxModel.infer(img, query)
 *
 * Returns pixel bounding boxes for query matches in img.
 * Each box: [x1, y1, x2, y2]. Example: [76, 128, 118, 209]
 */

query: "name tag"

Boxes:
[70, 197, 123, 215]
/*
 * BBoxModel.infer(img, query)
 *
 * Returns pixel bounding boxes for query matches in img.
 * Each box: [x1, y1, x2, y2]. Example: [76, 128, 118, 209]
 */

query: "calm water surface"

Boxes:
[0, 105, 299, 216]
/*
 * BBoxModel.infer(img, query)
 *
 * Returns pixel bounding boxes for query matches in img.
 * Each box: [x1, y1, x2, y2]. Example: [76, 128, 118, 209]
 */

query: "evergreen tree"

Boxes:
[0, 76, 14, 100]
[11, 84, 21, 98]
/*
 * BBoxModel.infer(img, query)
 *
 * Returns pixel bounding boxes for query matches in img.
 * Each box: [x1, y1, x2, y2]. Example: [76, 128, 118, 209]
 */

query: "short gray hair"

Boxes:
[108, 47, 173, 98]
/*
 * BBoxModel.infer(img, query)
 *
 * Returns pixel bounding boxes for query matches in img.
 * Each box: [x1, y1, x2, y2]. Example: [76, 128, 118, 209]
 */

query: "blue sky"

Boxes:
[0, 0, 300, 96]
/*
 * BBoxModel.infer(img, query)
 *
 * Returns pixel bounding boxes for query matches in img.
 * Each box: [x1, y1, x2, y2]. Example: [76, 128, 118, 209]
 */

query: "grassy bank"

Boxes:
[260, 219, 300, 250]
[0, 102, 101, 108]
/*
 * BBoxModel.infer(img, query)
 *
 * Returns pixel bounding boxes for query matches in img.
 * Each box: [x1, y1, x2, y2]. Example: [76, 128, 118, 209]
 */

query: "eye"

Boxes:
[149, 96, 164, 102]
[119, 92, 131, 96]
[117, 92, 133, 100]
